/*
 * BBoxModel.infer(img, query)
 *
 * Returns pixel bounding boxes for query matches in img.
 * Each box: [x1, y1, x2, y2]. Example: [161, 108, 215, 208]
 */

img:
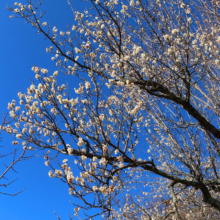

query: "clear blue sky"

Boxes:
[0, 1, 93, 219]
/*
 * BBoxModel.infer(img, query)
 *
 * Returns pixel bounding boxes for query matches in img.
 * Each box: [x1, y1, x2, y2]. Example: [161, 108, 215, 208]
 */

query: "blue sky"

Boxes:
[0, 1, 93, 219]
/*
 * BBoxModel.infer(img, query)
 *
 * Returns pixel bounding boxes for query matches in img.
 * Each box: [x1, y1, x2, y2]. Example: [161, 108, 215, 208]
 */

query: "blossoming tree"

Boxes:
[5, 0, 220, 219]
